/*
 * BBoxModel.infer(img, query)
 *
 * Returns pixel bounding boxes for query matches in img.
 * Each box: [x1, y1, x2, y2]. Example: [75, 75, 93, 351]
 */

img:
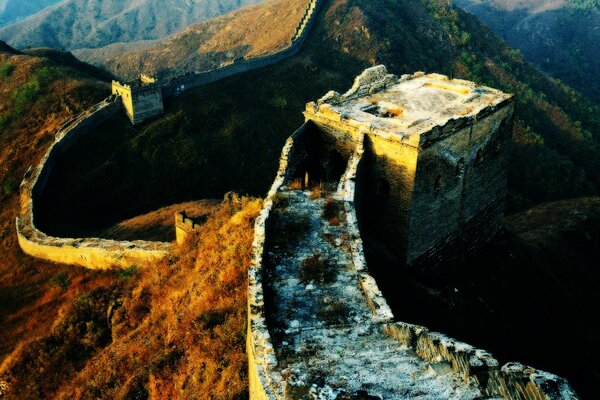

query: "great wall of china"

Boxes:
[14, 0, 580, 396]
[15, 0, 324, 269]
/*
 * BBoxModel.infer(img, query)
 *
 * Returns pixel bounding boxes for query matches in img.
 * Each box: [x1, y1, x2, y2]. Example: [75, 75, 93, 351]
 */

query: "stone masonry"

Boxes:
[246, 66, 578, 399]
[303, 65, 514, 267]
[112, 74, 164, 125]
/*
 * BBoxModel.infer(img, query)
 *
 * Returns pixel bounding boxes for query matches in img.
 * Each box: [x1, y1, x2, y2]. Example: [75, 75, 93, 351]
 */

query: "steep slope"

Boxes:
[0, 40, 120, 382]
[0, 198, 261, 400]
[455, 0, 600, 103]
[0, 0, 262, 51]
[74, 0, 311, 81]
[0, 0, 62, 27]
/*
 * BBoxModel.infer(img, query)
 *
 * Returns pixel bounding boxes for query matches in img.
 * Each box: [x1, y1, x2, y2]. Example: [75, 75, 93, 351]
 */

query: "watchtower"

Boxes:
[303, 65, 514, 267]
[111, 74, 164, 125]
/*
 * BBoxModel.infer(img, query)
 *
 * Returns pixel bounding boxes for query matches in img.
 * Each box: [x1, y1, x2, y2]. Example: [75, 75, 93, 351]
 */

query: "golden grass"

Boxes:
[0, 196, 261, 400]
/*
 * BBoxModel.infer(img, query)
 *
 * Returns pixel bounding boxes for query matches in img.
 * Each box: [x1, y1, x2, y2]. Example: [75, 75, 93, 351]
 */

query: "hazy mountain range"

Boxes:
[0, 0, 262, 50]
[73, 0, 309, 81]
[455, 0, 600, 103]
[0, 0, 62, 27]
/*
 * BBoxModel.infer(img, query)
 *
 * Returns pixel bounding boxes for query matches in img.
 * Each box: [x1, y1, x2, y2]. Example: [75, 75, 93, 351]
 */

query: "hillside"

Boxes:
[74, 0, 311, 81]
[31, 0, 600, 395]
[0, 0, 62, 27]
[0, 197, 261, 400]
[455, 0, 600, 103]
[0, 40, 119, 380]
[0, 0, 262, 51]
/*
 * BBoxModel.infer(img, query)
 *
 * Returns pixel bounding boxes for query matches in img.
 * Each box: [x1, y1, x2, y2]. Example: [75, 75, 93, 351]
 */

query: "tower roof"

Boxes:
[305, 65, 513, 141]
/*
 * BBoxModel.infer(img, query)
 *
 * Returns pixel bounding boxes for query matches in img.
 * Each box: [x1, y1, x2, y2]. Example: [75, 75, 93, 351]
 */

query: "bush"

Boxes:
[119, 265, 139, 280]
[50, 271, 72, 291]
[322, 197, 341, 225]
[12, 78, 41, 111]
[0, 62, 14, 79]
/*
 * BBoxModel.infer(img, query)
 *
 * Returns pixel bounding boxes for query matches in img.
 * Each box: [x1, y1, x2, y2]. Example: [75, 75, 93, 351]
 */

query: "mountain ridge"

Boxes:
[455, 0, 600, 103]
[0, 0, 263, 51]
[74, 0, 311, 81]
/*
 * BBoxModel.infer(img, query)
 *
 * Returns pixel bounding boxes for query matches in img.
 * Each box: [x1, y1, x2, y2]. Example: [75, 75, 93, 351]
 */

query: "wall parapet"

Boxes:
[248, 124, 308, 399]
[383, 322, 578, 399]
[16, 95, 171, 270]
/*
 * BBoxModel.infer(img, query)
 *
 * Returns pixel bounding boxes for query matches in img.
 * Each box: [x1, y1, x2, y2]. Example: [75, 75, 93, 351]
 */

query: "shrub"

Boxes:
[299, 253, 336, 284]
[119, 265, 139, 280]
[289, 178, 303, 190]
[0, 62, 14, 79]
[50, 271, 72, 291]
[322, 197, 341, 225]
[12, 78, 41, 111]
[310, 181, 325, 199]
[2, 180, 17, 195]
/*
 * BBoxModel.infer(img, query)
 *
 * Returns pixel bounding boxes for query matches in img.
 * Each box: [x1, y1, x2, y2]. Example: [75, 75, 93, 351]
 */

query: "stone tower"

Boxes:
[111, 74, 164, 125]
[302, 65, 514, 267]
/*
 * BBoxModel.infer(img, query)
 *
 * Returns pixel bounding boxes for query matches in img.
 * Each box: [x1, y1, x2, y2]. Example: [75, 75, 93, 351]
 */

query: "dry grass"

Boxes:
[322, 197, 341, 225]
[310, 181, 325, 199]
[0, 196, 262, 400]
[289, 178, 303, 190]
[99, 199, 220, 242]
[0, 45, 111, 374]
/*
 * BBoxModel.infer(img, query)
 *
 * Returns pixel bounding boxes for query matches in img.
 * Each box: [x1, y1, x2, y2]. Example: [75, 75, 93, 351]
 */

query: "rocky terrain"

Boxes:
[455, 0, 600, 103]
[0, 0, 262, 50]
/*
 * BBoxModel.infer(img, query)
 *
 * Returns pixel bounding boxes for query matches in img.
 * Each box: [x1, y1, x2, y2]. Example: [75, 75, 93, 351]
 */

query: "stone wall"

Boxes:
[247, 124, 309, 399]
[16, 96, 171, 269]
[112, 80, 164, 125]
[382, 322, 578, 399]
[249, 102, 578, 398]
[161, 0, 325, 98]
[407, 101, 514, 266]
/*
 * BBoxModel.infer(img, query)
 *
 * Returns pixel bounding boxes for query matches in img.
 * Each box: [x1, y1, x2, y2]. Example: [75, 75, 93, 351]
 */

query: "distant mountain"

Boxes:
[0, 0, 262, 51]
[0, 0, 62, 27]
[454, 0, 600, 103]
[74, 0, 311, 81]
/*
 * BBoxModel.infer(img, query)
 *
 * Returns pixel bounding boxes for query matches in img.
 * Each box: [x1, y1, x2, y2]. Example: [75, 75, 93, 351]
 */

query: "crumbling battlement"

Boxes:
[247, 67, 578, 399]
[16, 96, 170, 270]
[174, 210, 210, 245]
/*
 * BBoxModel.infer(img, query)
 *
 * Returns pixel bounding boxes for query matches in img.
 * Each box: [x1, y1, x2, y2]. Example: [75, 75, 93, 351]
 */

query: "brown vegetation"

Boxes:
[99, 200, 220, 242]
[0, 42, 112, 370]
[322, 197, 341, 226]
[75, 0, 312, 80]
[0, 196, 261, 399]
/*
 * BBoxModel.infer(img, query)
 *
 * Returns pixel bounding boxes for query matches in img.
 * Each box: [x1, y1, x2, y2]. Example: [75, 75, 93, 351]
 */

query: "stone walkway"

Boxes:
[263, 189, 483, 399]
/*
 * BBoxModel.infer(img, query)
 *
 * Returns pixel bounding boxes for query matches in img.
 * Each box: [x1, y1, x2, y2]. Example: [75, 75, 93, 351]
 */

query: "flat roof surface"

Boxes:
[310, 67, 512, 138]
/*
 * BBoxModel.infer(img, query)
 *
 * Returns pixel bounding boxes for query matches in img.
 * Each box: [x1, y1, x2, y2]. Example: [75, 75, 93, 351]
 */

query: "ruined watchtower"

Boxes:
[111, 74, 164, 125]
[302, 65, 514, 267]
